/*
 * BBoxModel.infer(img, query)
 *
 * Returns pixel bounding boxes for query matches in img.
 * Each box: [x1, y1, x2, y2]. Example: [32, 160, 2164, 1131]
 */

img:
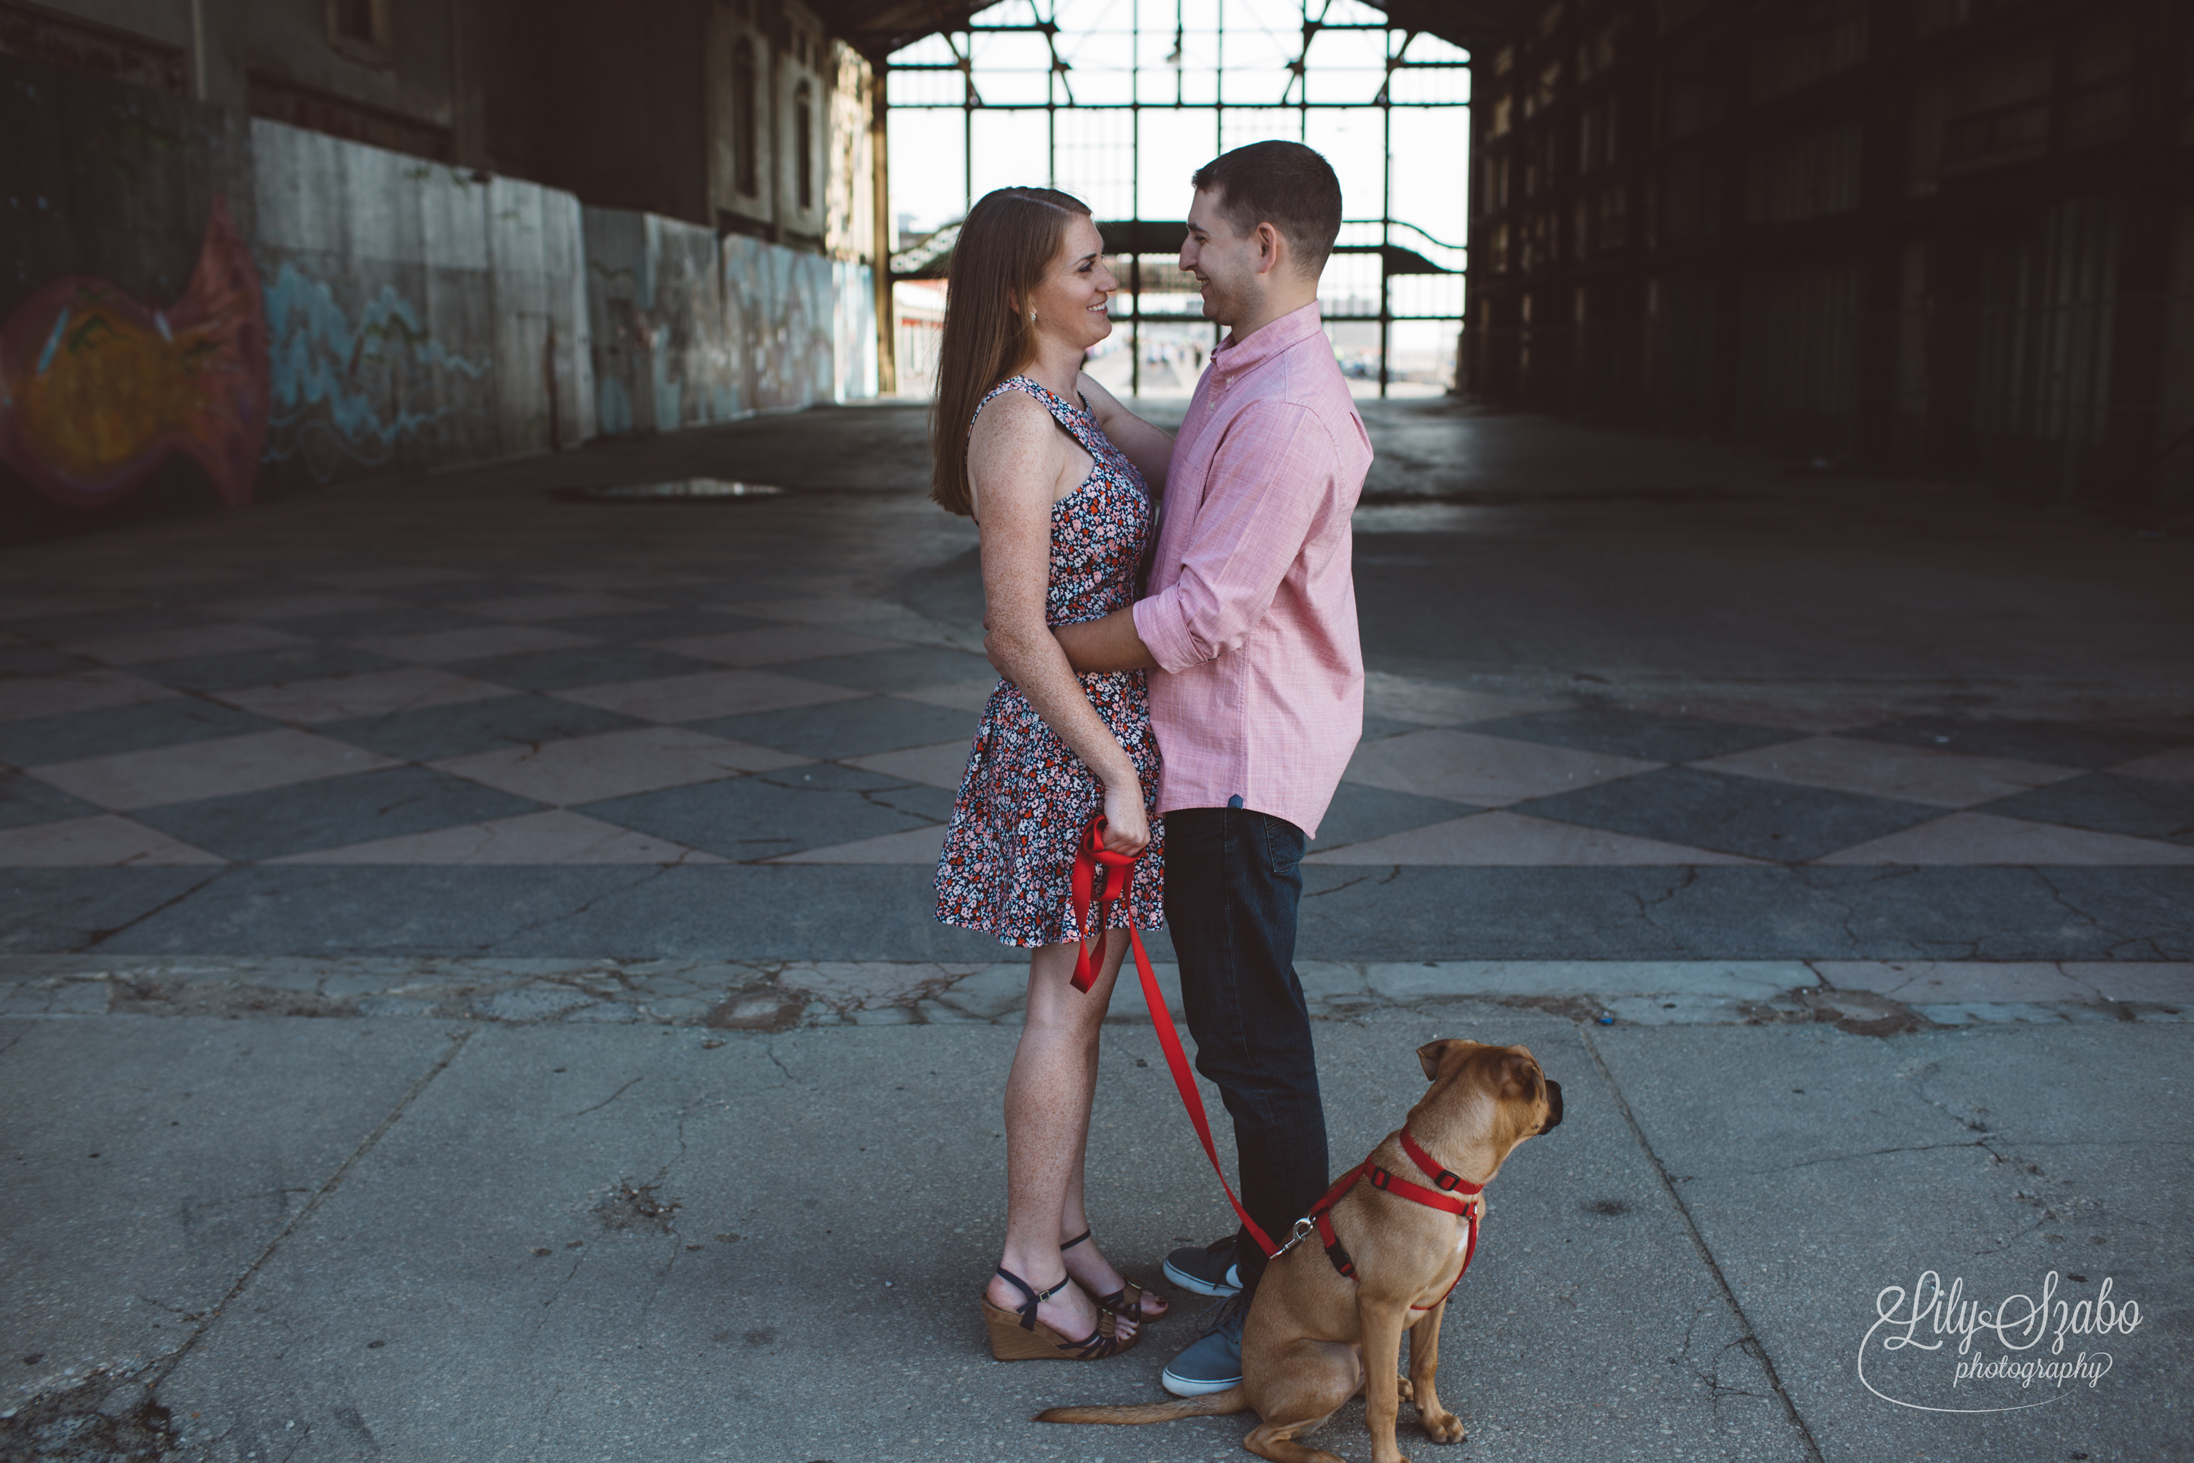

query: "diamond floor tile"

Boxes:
[1814, 812, 2194, 866]
[349, 625, 599, 665]
[0, 648, 98, 678]
[892, 680, 1001, 713]
[1458, 707, 1805, 763]
[1513, 765, 1943, 863]
[689, 695, 977, 759]
[315, 694, 645, 763]
[1304, 810, 1760, 866]
[1977, 772, 2194, 846]
[768, 645, 999, 693]
[438, 645, 719, 694]
[267, 606, 484, 640]
[543, 608, 772, 643]
[449, 591, 662, 622]
[130, 765, 544, 861]
[213, 668, 518, 724]
[1844, 715, 2179, 770]
[580, 764, 940, 859]
[1342, 728, 1659, 806]
[430, 726, 808, 805]
[270, 810, 721, 865]
[196, 591, 396, 622]
[2116, 749, 2194, 783]
[0, 671, 176, 723]
[64, 622, 305, 666]
[1307, 782, 1478, 849]
[307, 566, 480, 590]
[0, 697, 278, 767]
[554, 669, 865, 723]
[1694, 735, 2082, 808]
[840, 740, 969, 791]
[135, 644, 406, 694]
[0, 770, 104, 831]
[772, 824, 948, 864]
[1359, 676, 1562, 727]
[651, 625, 904, 667]
[0, 814, 224, 866]
[29, 728, 402, 811]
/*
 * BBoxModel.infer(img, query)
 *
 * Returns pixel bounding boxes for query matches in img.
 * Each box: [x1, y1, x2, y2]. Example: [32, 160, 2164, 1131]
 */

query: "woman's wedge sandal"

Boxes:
[1061, 1229, 1169, 1325]
[980, 1266, 1138, 1361]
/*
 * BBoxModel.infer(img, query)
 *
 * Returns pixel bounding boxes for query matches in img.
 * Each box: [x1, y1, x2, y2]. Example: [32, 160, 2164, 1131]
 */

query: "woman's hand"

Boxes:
[1100, 776, 1150, 857]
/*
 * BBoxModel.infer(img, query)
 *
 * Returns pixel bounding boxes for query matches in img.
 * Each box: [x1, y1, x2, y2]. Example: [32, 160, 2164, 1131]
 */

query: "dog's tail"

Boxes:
[1035, 1387, 1249, 1426]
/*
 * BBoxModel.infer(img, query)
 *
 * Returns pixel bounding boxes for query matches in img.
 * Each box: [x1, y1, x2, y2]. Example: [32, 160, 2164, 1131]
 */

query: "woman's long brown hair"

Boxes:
[928, 186, 1093, 517]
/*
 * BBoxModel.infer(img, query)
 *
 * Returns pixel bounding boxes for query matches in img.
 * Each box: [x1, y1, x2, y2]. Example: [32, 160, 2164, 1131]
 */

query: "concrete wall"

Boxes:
[252, 118, 592, 489]
[583, 207, 873, 438]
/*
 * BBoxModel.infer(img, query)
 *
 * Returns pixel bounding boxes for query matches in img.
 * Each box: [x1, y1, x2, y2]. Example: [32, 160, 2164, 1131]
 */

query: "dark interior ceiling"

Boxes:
[814, 0, 1535, 64]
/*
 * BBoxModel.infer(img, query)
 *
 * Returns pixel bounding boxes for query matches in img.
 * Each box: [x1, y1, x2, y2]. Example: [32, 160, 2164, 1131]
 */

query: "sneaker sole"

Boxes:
[1161, 1365, 1244, 1398]
[1161, 1258, 1241, 1298]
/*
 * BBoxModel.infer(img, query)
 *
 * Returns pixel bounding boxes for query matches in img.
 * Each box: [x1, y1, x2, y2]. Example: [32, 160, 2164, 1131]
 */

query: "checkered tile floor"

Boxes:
[4, 560, 2189, 872]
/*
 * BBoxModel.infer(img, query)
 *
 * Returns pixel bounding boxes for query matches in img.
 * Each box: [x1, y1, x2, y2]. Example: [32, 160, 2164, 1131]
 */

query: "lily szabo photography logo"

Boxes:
[1859, 1270, 2143, 1414]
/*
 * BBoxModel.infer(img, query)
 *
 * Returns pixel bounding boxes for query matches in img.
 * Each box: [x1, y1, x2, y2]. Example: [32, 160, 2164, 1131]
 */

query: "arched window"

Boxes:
[731, 36, 758, 197]
[794, 79, 814, 211]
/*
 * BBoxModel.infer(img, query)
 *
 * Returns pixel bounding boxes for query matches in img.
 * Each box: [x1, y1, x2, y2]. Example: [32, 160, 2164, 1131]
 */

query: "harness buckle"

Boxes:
[1369, 1166, 1393, 1190]
[1435, 1170, 1462, 1191]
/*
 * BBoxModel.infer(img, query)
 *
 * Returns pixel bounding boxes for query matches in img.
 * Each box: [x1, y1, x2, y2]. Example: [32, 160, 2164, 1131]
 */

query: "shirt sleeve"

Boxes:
[1132, 400, 1337, 673]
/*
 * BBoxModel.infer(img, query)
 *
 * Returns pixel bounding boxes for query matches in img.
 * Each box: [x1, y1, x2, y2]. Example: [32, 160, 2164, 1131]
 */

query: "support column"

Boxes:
[873, 65, 897, 395]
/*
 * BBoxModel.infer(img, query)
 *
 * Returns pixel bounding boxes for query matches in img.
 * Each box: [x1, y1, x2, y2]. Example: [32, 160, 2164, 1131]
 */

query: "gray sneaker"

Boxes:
[1162, 1236, 1242, 1297]
[1161, 1292, 1249, 1397]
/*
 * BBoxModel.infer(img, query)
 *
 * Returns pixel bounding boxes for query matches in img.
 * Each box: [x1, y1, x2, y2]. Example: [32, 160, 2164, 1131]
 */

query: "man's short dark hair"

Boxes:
[1191, 141, 1343, 277]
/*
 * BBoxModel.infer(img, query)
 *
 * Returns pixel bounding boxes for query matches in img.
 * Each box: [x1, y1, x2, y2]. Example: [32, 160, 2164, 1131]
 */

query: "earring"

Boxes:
[1029, 309, 1037, 323]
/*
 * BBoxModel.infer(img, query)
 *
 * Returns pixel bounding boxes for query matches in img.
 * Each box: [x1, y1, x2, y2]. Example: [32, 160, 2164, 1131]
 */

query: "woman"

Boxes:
[930, 187, 1178, 1362]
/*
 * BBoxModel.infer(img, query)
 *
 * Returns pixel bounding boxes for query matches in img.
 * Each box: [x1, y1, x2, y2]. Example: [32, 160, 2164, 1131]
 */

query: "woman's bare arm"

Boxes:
[1075, 371, 1174, 496]
[970, 391, 1149, 854]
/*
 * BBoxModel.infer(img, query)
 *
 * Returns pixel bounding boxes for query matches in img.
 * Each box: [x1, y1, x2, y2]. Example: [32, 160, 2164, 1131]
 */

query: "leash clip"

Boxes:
[1270, 1217, 1317, 1258]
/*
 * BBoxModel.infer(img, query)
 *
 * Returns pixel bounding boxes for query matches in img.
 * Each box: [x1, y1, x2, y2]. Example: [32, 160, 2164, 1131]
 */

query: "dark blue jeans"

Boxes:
[1162, 805, 1329, 1290]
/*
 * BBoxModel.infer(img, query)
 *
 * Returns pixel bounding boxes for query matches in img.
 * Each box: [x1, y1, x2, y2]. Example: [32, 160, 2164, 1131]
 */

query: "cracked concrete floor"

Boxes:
[1, 1006, 2184, 1463]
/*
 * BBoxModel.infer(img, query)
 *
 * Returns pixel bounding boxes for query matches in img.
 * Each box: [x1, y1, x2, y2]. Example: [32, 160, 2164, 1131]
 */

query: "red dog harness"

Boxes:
[1303, 1128, 1483, 1308]
[1070, 817, 1485, 1308]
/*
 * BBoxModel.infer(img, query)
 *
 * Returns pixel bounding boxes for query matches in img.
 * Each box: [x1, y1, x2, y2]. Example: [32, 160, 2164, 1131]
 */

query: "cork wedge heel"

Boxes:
[981, 1266, 1140, 1361]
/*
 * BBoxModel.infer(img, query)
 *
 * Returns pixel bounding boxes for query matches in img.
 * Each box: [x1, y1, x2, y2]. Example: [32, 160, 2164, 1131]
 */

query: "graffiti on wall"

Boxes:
[0, 197, 269, 507]
[724, 232, 835, 410]
[260, 262, 491, 482]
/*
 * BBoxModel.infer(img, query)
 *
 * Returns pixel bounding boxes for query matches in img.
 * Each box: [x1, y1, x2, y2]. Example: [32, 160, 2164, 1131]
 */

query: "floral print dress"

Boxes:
[935, 376, 1164, 947]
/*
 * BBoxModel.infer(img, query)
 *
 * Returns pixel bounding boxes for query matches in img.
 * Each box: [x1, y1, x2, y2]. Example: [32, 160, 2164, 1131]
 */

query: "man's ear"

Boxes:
[1417, 1038, 1468, 1082]
[1254, 221, 1283, 276]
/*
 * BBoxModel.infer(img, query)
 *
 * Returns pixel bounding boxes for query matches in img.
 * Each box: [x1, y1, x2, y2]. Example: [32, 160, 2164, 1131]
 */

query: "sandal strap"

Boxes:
[1059, 1229, 1092, 1252]
[994, 1266, 1071, 1331]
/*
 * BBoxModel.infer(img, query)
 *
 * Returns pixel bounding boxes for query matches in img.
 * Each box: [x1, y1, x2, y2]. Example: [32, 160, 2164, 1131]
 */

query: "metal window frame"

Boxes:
[888, 0, 1469, 395]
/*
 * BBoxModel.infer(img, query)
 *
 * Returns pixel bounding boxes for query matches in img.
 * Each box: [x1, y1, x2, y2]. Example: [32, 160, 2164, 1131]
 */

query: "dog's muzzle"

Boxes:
[1539, 1079, 1564, 1133]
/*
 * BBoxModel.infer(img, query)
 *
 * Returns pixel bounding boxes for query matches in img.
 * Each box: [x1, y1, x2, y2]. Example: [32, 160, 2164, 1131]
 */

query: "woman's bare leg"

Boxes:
[1057, 929, 1168, 1319]
[985, 930, 1140, 1341]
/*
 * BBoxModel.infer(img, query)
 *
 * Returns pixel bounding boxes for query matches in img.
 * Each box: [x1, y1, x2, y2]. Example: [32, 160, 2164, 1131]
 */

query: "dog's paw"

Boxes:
[1419, 1409, 1467, 1445]
[1395, 1375, 1415, 1403]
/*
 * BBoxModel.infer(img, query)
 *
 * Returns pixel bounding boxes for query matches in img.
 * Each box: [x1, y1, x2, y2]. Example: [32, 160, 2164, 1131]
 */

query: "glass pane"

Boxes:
[1053, 108, 1136, 219]
[889, 108, 967, 231]
[1388, 108, 1468, 256]
[1304, 108, 1384, 219]
[971, 107, 1054, 200]
[1220, 106, 1301, 152]
[1138, 110, 1218, 217]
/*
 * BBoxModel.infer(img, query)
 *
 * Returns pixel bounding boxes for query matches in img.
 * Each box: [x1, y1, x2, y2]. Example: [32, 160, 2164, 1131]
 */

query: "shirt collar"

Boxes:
[1211, 301, 1324, 381]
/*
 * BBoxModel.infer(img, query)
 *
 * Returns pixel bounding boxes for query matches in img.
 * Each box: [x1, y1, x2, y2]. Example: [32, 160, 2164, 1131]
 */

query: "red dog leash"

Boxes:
[1068, 815, 1281, 1258]
[1071, 816, 1489, 1299]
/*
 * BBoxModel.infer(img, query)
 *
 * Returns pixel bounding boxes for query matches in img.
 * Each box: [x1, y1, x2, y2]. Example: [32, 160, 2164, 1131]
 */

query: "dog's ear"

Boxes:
[1494, 1048, 1540, 1098]
[1417, 1038, 1468, 1081]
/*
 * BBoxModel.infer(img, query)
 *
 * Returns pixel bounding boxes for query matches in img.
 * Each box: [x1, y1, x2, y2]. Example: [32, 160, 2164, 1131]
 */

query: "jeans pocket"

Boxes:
[1263, 817, 1304, 879]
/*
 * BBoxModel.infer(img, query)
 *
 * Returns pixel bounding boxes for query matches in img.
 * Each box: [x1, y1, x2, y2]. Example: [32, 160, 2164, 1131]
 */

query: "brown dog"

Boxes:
[1037, 1038, 1563, 1463]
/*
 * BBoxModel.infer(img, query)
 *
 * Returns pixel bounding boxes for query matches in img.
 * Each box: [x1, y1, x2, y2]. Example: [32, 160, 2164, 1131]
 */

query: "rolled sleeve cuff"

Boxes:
[1131, 592, 1203, 675]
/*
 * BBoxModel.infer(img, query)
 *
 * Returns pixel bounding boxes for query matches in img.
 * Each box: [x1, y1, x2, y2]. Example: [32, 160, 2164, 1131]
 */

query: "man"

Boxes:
[1048, 139, 1371, 1395]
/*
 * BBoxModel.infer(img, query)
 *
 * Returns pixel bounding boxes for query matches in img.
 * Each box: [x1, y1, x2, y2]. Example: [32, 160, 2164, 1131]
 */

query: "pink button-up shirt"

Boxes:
[1131, 302, 1371, 838]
